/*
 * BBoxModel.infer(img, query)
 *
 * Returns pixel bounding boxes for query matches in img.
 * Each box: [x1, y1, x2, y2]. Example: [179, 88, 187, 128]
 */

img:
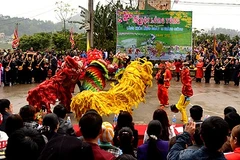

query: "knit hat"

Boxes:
[99, 122, 114, 142]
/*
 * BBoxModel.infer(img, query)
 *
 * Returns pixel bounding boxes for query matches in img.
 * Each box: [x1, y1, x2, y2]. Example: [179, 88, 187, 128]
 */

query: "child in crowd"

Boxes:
[99, 121, 122, 157]
[170, 61, 193, 124]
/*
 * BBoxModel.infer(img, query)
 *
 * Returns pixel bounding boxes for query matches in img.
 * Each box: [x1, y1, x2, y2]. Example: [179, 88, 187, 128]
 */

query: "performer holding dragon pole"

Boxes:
[170, 61, 193, 124]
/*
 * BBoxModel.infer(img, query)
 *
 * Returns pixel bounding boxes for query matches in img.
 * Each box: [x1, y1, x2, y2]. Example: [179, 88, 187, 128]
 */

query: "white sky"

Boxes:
[1, 0, 240, 31]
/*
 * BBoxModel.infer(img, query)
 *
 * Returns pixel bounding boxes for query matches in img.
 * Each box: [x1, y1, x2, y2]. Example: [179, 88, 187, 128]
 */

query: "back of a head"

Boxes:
[190, 105, 203, 121]
[224, 112, 240, 131]
[79, 110, 102, 139]
[53, 104, 67, 119]
[224, 106, 237, 116]
[118, 127, 133, 145]
[19, 105, 36, 122]
[5, 127, 46, 160]
[117, 111, 133, 129]
[116, 154, 137, 160]
[5, 114, 23, 136]
[146, 120, 163, 160]
[153, 109, 169, 140]
[153, 109, 169, 127]
[0, 99, 10, 114]
[147, 120, 162, 139]
[118, 127, 134, 156]
[100, 121, 114, 143]
[38, 135, 94, 160]
[42, 113, 59, 131]
[201, 116, 229, 151]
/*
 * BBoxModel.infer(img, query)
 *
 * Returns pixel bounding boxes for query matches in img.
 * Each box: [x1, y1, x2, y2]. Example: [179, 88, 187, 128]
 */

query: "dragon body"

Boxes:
[71, 58, 153, 119]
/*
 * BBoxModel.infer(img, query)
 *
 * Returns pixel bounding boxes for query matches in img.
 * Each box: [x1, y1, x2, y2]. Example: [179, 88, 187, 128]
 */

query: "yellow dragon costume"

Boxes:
[70, 58, 153, 119]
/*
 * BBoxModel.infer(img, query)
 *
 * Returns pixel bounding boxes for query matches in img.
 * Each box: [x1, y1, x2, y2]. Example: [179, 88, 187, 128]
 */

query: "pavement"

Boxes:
[1, 77, 239, 125]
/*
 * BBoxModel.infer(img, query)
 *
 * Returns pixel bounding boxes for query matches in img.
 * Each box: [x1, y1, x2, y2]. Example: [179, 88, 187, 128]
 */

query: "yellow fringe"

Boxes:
[70, 58, 153, 119]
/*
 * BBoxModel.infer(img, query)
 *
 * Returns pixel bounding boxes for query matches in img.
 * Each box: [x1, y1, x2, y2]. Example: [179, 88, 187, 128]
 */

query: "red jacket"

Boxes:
[225, 147, 240, 160]
[174, 61, 182, 73]
[195, 61, 204, 78]
[164, 68, 172, 88]
[181, 67, 193, 97]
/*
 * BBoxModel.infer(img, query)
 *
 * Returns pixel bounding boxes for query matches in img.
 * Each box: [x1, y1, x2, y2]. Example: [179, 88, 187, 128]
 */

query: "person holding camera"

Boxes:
[167, 116, 229, 160]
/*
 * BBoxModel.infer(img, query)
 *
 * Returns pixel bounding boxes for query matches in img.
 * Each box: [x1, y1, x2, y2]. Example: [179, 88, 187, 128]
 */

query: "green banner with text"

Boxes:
[117, 10, 192, 60]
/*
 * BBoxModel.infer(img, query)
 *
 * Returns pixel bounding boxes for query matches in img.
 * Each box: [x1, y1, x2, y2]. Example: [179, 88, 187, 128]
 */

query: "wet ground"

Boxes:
[0, 77, 239, 125]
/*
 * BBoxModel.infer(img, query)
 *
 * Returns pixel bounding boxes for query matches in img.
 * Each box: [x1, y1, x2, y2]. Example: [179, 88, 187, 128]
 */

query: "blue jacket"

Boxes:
[167, 132, 226, 160]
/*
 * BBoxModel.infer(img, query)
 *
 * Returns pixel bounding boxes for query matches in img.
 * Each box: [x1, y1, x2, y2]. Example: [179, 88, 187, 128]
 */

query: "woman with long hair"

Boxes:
[137, 120, 169, 160]
[143, 109, 175, 142]
[113, 111, 138, 148]
[118, 127, 137, 158]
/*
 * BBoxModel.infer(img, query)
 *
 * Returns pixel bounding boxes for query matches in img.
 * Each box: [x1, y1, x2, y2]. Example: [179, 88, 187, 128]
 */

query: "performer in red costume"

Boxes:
[170, 62, 193, 124]
[27, 56, 83, 112]
[156, 63, 172, 108]
[195, 57, 204, 82]
[27, 49, 109, 113]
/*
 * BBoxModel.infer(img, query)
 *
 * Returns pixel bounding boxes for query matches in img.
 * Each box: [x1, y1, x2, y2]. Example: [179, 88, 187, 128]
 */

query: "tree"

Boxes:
[55, 1, 76, 49]
[93, 0, 135, 52]
[75, 33, 87, 51]
[19, 33, 51, 51]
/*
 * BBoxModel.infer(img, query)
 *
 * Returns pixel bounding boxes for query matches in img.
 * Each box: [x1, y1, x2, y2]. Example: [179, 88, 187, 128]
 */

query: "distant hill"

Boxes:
[206, 27, 240, 38]
[0, 14, 84, 37]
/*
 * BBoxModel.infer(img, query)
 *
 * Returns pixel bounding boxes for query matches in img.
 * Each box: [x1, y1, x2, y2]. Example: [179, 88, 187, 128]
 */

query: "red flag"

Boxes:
[69, 28, 75, 49]
[213, 34, 218, 57]
[12, 26, 20, 49]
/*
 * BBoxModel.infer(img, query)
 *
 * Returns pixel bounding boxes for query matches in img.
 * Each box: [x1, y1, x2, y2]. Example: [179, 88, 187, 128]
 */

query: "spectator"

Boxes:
[53, 104, 76, 136]
[39, 113, 60, 141]
[224, 112, 240, 132]
[116, 154, 137, 160]
[168, 116, 229, 160]
[79, 109, 115, 160]
[5, 127, 46, 160]
[143, 109, 175, 143]
[113, 111, 138, 148]
[187, 121, 204, 150]
[138, 120, 169, 160]
[19, 105, 39, 130]
[0, 99, 13, 132]
[224, 106, 237, 117]
[99, 121, 122, 157]
[38, 135, 94, 160]
[225, 125, 240, 160]
[5, 114, 23, 136]
[220, 112, 240, 153]
[190, 105, 203, 122]
[118, 127, 137, 158]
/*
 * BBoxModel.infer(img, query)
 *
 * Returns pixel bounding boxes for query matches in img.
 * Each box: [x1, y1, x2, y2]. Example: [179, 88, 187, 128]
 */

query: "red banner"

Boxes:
[12, 26, 20, 49]
[70, 28, 75, 49]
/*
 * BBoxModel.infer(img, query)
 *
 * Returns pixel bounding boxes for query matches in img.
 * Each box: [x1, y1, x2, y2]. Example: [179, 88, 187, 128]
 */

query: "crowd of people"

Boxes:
[0, 98, 239, 160]
[0, 39, 240, 160]
[0, 48, 114, 87]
